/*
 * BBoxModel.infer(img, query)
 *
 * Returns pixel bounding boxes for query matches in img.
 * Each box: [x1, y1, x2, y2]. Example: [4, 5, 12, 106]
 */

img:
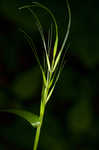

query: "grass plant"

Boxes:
[0, 1, 71, 150]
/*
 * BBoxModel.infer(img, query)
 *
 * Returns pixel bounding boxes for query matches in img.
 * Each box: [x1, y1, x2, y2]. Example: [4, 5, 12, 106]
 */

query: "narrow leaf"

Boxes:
[46, 86, 54, 104]
[48, 77, 54, 89]
[46, 67, 62, 104]
[19, 29, 41, 69]
[31, 2, 58, 60]
[46, 53, 51, 71]
[19, 29, 46, 83]
[46, 48, 67, 104]
[48, 24, 53, 56]
[59, 0, 71, 54]
[27, 8, 47, 53]
[19, 7, 51, 72]
[53, 35, 58, 59]
[52, 49, 62, 72]
[0, 109, 40, 128]
[52, 0, 71, 72]
[42, 70, 47, 87]
[29, 8, 51, 71]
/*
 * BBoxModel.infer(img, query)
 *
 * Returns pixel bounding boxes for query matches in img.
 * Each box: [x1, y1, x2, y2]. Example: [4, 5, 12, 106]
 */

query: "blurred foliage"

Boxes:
[0, 0, 99, 150]
[12, 66, 41, 99]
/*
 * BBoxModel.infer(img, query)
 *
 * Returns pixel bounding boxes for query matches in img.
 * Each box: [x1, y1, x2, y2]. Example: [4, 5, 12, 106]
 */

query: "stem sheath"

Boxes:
[33, 101, 45, 150]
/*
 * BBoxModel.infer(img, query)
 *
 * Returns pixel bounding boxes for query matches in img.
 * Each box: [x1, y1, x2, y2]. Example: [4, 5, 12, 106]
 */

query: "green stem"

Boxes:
[33, 100, 45, 150]
[33, 106, 45, 150]
[33, 126, 41, 150]
[33, 70, 52, 150]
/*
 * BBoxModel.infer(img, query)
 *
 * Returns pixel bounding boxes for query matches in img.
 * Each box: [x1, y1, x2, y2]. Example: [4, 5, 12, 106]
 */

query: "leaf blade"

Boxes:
[59, 0, 71, 54]
[52, 0, 71, 72]
[19, 29, 47, 87]
[19, 29, 41, 69]
[31, 2, 58, 61]
[0, 109, 40, 128]
[19, 7, 51, 72]
[52, 49, 62, 72]
[27, 8, 47, 53]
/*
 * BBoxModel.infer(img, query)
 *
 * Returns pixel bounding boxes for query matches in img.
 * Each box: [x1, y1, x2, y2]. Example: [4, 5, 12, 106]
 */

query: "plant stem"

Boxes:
[33, 126, 41, 150]
[33, 106, 45, 150]
[33, 70, 51, 150]
[33, 100, 45, 150]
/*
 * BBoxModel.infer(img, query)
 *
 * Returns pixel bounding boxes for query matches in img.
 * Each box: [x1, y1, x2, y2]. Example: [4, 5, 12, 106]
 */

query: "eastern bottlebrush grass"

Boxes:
[0, 1, 71, 150]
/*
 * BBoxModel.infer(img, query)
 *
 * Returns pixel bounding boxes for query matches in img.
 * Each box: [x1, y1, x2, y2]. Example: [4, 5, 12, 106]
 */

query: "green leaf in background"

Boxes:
[0, 109, 40, 128]
[67, 99, 92, 134]
[12, 67, 41, 99]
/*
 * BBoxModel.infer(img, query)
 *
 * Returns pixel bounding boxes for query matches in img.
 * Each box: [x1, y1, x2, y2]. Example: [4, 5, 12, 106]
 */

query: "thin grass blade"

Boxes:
[46, 65, 63, 104]
[31, 2, 58, 60]
[42, 70, 47, 86]
[19, 29, 47, 84]
[28, 8, 51, 71]
[27, 8, 47, 52]
[59, 0, 71, 54]
[46, 43, 69, 104]
[52, 0, 71, 72]
[48, 76, 54, 89]
[46, 70, 60, 104]
[52, 49, 62, 72]
[19, 6, 51, 72]
[0, 109, 40, 128]
[48, 24, 53, 56]
[19, 29, 41, 67]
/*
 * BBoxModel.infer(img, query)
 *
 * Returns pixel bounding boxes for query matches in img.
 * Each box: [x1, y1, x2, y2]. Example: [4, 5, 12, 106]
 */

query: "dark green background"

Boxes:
[0, 0, 99, 150]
